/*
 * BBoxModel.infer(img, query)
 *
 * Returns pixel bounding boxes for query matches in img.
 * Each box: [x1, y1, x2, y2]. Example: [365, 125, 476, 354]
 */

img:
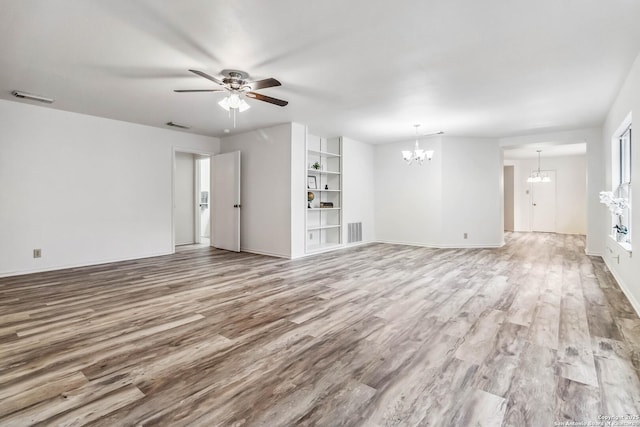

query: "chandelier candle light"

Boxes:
[402, 124, 439, 165]
[527, 150, 552, 183]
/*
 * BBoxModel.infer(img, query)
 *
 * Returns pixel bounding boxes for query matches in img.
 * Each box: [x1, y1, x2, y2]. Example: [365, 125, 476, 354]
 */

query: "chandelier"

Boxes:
[527, 150, 552, 183]
[402, 124, 440, 165]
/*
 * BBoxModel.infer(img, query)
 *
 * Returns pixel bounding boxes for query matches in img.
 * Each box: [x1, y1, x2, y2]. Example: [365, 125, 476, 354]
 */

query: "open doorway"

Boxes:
[196, 157, 211, 246]
[502, 143, 586, 235]
[174, 151, 212, 248]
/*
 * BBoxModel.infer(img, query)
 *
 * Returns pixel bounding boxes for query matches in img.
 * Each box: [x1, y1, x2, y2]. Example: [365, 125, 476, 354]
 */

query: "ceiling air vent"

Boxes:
[12, 90, 54, 104]
[166, 121, 190, 129]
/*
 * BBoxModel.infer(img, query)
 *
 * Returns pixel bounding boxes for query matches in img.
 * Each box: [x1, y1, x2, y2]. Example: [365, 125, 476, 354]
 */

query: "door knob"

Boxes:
[533, 203, 537, 206]
[233, 204, 241, 208]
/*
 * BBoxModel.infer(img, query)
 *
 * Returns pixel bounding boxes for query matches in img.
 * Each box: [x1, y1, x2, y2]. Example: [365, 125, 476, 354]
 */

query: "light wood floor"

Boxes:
[1, 233, 639, 426]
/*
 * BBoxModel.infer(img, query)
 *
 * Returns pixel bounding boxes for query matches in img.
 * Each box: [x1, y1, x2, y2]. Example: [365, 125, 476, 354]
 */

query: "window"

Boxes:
[612, 115, 632, 247]
[619, 125, 631, 186]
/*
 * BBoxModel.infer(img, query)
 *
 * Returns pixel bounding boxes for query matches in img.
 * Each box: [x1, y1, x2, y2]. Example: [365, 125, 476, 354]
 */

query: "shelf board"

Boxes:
[307, 169, 340, 175]
[307, 189, 340, 192]
[306, 242, 343, 253]
[307, 207, 341, 211]
[307, 149, 341, 158]
[307, 225, 341, 231]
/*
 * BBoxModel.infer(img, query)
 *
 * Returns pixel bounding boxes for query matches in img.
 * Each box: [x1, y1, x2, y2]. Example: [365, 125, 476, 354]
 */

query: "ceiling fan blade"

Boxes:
[247, 78, 281, 90]
[189, 69, 224, 86]
[174, 89, 224, 92]
[246, 92, 288, 107]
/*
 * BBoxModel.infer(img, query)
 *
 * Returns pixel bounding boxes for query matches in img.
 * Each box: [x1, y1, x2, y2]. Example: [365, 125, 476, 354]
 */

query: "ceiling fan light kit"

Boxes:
[218, 93, 250, 113]
[218, 93, 250, 128]
[174, 69, 288, 128]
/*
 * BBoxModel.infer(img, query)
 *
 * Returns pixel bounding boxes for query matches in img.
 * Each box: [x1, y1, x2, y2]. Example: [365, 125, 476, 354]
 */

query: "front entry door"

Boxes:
[531, 170, 556, 232]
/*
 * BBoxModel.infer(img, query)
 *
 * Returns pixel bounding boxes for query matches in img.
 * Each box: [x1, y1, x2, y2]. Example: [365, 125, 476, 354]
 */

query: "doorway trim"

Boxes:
[171, 147, 215, 252]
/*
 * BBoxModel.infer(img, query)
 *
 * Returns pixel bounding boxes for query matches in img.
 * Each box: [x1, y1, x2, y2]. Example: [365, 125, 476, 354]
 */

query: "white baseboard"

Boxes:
[240, 247, 290, 259]
[0, 250, 173, 278]
[375, 239, 504, 249]
[287, 240, 376, 260]
[603, 255, 640, 317]
[435, 242, 505, 249]
[375, 239, 442, 248]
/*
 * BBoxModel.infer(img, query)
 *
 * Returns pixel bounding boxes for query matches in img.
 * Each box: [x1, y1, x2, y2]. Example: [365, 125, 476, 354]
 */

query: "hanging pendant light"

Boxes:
[527, 150, 552, 183]
[402, 124, 438, 165]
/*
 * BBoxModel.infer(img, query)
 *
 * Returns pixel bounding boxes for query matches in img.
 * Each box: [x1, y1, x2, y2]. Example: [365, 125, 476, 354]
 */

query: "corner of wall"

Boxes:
[603, 253, 640, 317]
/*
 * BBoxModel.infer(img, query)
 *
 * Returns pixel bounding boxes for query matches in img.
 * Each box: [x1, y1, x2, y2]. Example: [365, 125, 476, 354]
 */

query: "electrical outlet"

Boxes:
[463, 233, 468, 239]
[33, 248, 42, 258]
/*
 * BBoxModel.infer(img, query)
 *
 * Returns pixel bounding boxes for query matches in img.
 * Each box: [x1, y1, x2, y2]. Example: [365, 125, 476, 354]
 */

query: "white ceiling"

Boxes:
[1, 0, 640, 144]
[503, 142, 587, 160]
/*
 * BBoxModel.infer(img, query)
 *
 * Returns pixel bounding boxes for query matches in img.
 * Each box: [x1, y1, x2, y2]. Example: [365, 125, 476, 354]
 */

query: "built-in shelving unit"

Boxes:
[306, 134, 342, 253]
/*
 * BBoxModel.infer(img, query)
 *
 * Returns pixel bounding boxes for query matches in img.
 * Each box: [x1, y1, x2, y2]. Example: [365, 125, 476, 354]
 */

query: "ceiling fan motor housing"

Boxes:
[222, 70, 250, 90]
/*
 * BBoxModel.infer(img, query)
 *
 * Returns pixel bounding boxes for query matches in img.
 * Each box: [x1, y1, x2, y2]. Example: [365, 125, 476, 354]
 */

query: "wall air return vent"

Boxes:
[348, 222, 362, 243]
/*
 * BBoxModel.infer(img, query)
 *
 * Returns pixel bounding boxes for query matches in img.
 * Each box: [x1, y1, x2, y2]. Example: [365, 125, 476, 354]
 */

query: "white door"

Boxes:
[531, 170, 556, 232]
[212, 151, 241, 252]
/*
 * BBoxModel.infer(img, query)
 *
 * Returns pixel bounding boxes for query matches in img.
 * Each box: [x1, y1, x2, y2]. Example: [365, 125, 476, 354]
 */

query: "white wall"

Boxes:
[219, 124, 379, 258]
[441, 137, 503, 247]
[504, 166, 514, 231]
[342, 136, 376, 245]
[374, 137, 443, 246]
[174, 152, 195, 245]
[506, 155, 587, 235]
[602, 51, 640, 314]
[374, 136, 503, 248]
[220, 123, 293, 258]
[0, 99, 219, 276]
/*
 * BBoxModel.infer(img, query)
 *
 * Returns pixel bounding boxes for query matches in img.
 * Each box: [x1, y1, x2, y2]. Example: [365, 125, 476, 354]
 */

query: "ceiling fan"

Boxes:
[174, 69, 288, 108]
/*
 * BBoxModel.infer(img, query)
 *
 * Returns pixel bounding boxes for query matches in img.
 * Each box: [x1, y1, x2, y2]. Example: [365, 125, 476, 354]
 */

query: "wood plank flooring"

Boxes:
[1, 232, 639, 426]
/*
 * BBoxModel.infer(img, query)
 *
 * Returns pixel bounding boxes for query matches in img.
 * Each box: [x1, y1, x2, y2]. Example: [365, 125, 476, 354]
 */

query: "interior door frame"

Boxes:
[171, 147, 215, 252]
